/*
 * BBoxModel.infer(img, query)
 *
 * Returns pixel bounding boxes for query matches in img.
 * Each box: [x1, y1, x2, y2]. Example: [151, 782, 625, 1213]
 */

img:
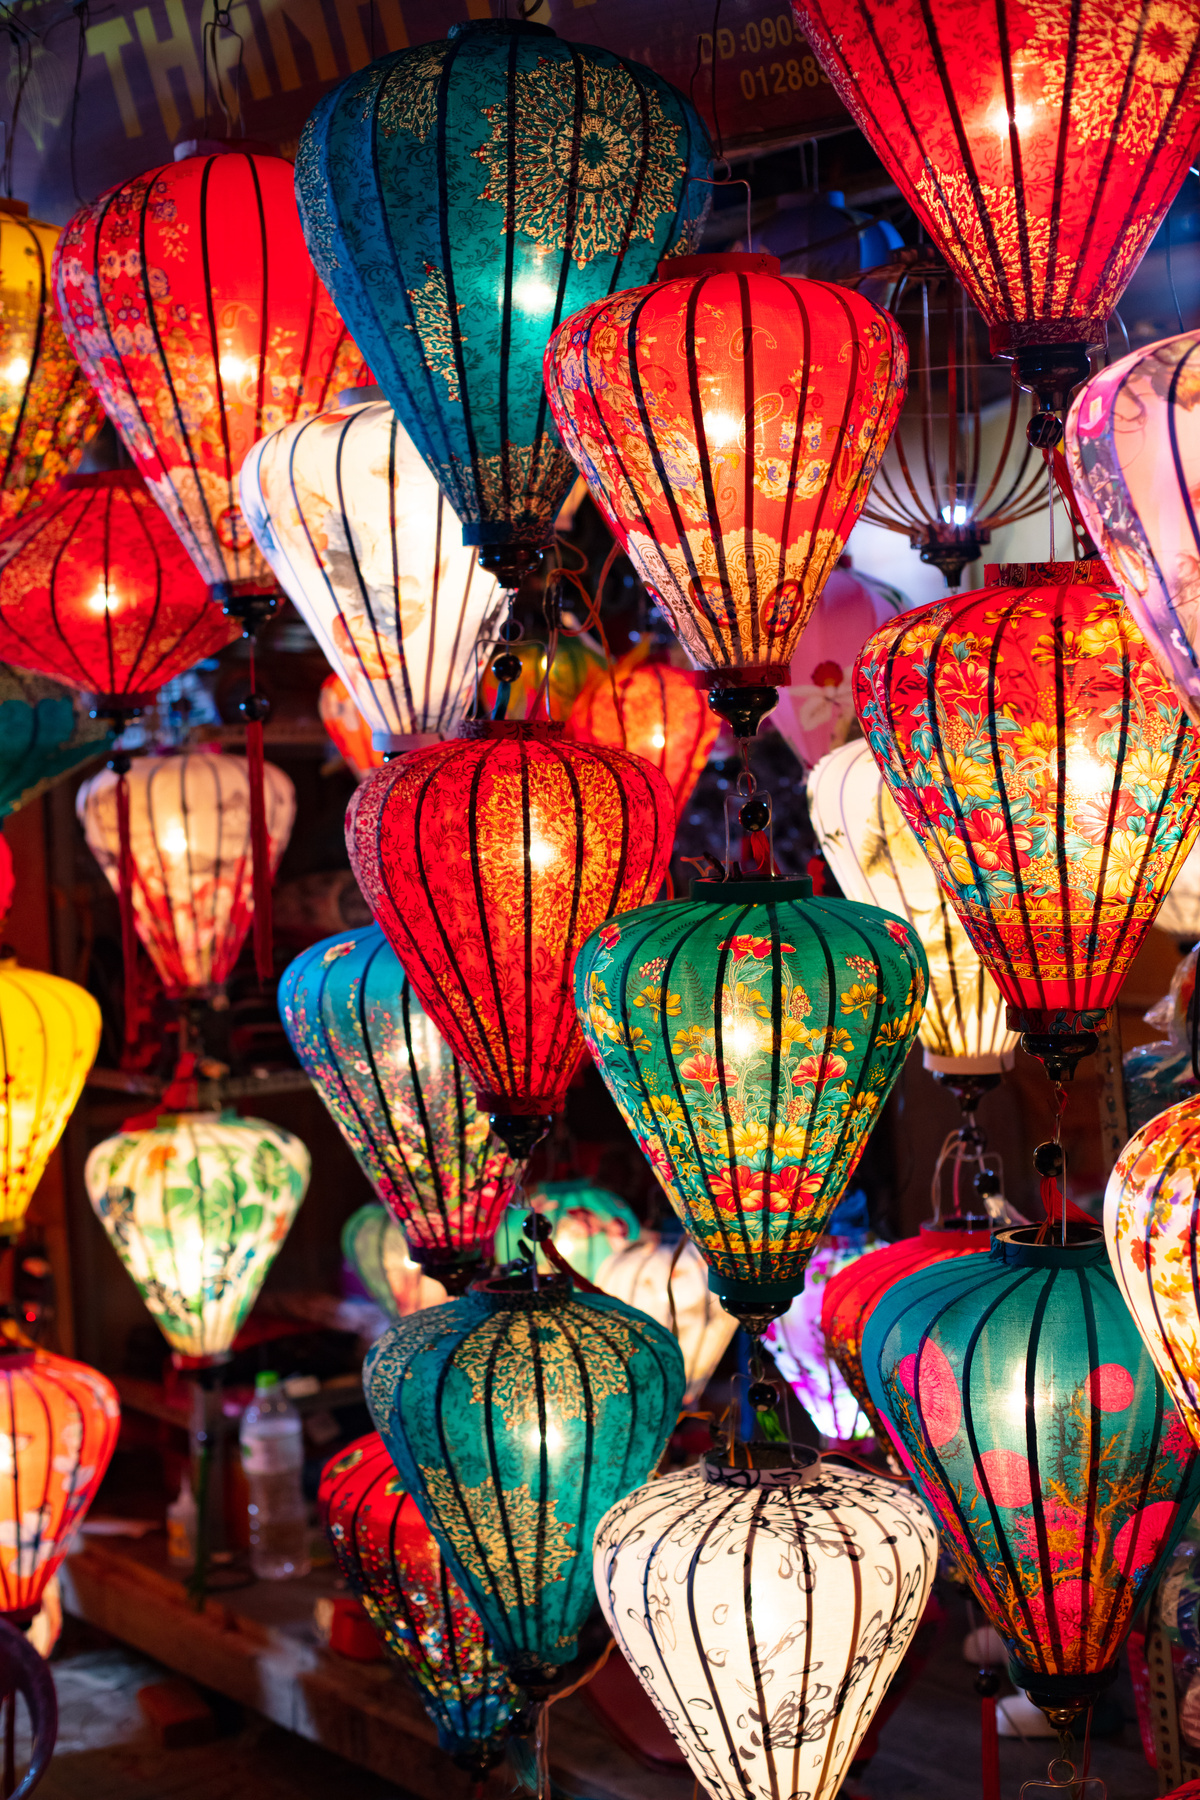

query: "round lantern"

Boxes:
[0, 953, 100, 1239]
[567, 644, 719, 820]
[1067, 328, 1200, 726]
[854, 561, 1200, 1079]
[792, 0, 1200, 407]
[365, 1271, 684, 1691]
[0, 666, 111, 819]
[574, 875, 928, 1327]
[240, 396, 501, 754]
[594, 1453, 938, 1800]
[0, 471, 237, 714]
[864, 1225, 1200, 1713]
[341, 1205, 447, 1319]
[773, 563, 912, 771]
[545, 256, 906, 737]
[0, 1345, 119, 1624]
[346, 721, 675, 1157]
[85, 1109, 311, 1365]
[0, 201, 102, 529]
[279, 925, 519, 1290]
[77, 751, 296, 999]
[296, 18, 712, 586]
[1105, 1093, 1200, 1449]
[809, 740, 1017, 1076]
[319, 1432, 515, 1769]
[763, 1235, 873, 1443]
[493, 1177, 639, 1284]
[318, 673, 382, 780]
[594, 1228, 738, 1408]
[53, 147, 366, 604]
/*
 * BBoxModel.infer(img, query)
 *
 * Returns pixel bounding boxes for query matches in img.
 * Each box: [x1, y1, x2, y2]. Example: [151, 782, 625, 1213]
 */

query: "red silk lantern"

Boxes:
[346, 721, 675, 1156]
[567, 643, 719, 821]
[792, 0, 1200, 406]
[544, 253, 906, 739]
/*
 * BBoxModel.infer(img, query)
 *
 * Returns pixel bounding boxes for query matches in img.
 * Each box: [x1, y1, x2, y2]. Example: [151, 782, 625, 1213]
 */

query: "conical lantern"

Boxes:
[0, 953, 100, 1239]
[545, 257, 906, 736]
[318, 673, 383, 780]
[0, 201, 102, 529]
[809, 740, 1017, 1077]
[1105, 1093, 1200, 1449]
[296, 18, 712, 586]
[792, 0, 1200, 406]
[0, 1344, 119, 1624]
[594, 1228, 738, 1408]
[318, 1432, 515, 1770]
[239, 396, 501, 754]
[279, 925, 519, 1290]
[365, 1271, 684, 1692]
[864, 1224, 1200, 1713]
[854, 561, 1200, 1078]
[574, 874, 927, 1328]
[773, 563, 912, 771]
[77, 751, 296, 1000]
[567, 644, 720, 820]
[85, 1109, 311, 1366]
[341, 1205, 447, 1319]
[346, 721, 675, 1157]
[594, 1453, 938, 1800]
[0, 666, 110, 819]
[1067, 328, 1200, 726]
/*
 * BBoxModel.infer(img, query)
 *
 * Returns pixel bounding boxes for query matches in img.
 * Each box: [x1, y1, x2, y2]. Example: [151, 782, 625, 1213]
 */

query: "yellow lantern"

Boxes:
[0, 953, 100, 1237]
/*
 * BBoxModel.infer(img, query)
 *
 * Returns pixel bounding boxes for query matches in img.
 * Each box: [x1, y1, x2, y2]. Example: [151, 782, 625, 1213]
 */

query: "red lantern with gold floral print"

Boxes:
[567, 643, 719, 821]
[544, 254, 906, 739]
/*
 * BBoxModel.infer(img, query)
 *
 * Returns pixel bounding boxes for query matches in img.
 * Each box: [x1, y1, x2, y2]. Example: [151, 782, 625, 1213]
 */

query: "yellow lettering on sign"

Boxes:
[259, 0, 340, 92]
[134, 0, 204, 142]
[86, 17, 143, 140]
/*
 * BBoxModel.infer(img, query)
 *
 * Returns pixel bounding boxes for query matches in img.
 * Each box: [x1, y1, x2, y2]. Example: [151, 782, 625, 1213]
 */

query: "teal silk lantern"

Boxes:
[492, 1177, 639, 1283]
[0, 665, 109, 818]
[574, 877, 927, 1328]
[295, 18, 711, 586]
[364, 1272, 684, 1692]
[864, 1225, 1200, 1715]
[280, 927, 519, 1292]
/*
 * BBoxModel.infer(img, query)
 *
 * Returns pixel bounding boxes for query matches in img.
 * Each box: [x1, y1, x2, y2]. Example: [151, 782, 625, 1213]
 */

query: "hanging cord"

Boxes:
[542, 542, 625, 738]
[240, 638, 274, 985]
[666, 1234, 686, 1339]
[1033, 1088, 1090, 1242]
[526, 1211, 602, 1294]
[202, 1, 246, 138]
[110, 741, 140, 1049]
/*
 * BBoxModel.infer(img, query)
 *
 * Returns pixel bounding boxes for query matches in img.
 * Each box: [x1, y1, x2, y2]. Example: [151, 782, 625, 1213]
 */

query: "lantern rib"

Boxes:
[1076, 1265, 1103, 1673]
[118, 487, 164, 697]
[1, 1375, 15, 1614]
[784, 1487, 818, 1797]
[946, 282, 958, 512]
[760, 916, 785, 1283]
[534, 743, 583, 1101]
[1041, 0, 1080, 318]
[394, 963, 453, 1227]
[1081, 635, 1132, 1008]
[684, 278, 739, 664]
[918, 281, 941, 515]
[626, 1501, 719, 1776]
[740, 1501, 783, 1799]
[974, 595, 1035, 999]
[248, 157, 275, 549]
[682, 1492, 757, 1784]
[45, 496, 101, 692]
[553, 1310, 598, 1627]
[480, 1309, 532, 1633]
[991, 0, 1037, 318]
[737, 274, 761, 662]
[338, 413, 414, 727]
[1136, 1154, 1200, 1439]
[711, 908, 753, 1268]
[820, 1502, 866, 1793]
[199, 158, 241, 580]
[29, 1377, 53, 1580]
[496, 33, 522, 530]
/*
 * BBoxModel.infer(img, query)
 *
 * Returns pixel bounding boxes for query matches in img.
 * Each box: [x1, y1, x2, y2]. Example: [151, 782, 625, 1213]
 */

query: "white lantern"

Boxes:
[239, 396, 502, 753]
[594, 1454, 938, 1800]
[1155, 835, 1200, 944]
[595, 1230, 737, 1407]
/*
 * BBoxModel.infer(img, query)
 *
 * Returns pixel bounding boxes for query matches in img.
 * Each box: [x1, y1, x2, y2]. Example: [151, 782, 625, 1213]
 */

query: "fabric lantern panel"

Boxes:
[594, 1229, 737, 1408]
[279, 925, 519, 1289]
[763, 1234, 873, 1442]
[319, 673, 383, 779]
[296, 18, 712, 580]
[318, 1432, 515, 1768]
[774, 562, 912, 771]
[0, 954, 100, 1239]
[0, 667, 111, 819]
[240, 397, 501, 751]
[567, 644, 720, 820]
[85, 1109, 311, 1364]
[594, 1455, 938, 1800]
[53, 148, 367, 598]
[492, 1177, 639, 1284]
[77, 752, 296, 998]
[341, 1205, 447, 1319]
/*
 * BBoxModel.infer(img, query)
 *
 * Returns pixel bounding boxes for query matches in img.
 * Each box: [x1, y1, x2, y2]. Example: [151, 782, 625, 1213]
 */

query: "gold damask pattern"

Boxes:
[424, 1471, 574, 1610]
[1024, 0, 1199, 156]
[451, 1308, 636, 1426]
[406, 265, 462, 403]
[375, 42, 447, 142]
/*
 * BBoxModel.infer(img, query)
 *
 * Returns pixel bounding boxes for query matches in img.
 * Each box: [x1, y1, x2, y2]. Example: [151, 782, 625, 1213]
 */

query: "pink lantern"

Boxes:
[772, 561, 911, 770]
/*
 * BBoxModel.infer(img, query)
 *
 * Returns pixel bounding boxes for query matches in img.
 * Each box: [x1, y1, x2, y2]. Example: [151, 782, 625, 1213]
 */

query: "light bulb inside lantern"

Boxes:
[941, 503, 969, 525]
[1067, 742, 1112, 798]
[88, 583, 117, 615]
[724, 1020, 759, 1058]
[161, 826, 189, 858]
[3, 357, 29, 386]
[527, 1419, 563, 1455]
[989, 101, 1035, 135]
[528, 835, 557, 871]
[702, 410, 742, 448]
[512, 277, 556, 315]
[219, 354, 250, 384]
[650, 730, 666, 749]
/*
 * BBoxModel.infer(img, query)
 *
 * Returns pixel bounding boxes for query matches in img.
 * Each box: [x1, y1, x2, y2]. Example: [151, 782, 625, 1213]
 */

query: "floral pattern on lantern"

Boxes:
[319, 1432, 515, 1768]
[567, 645, 720, 819]
[545, 260, 905, 683]
[85, 1109, 311, 1363]
[77, 752, 296, 998]
[774, 563, 912, 771]
[594, 1229, 738, 1407]
[853, 564, 1200, 1035]
[0, 953, 100, 1238]
[53, 149, 366, 595]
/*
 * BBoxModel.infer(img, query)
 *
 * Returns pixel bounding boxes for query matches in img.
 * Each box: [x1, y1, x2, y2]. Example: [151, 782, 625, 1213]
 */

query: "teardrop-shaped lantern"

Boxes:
[568, 644, 720, 821]
[346, 722, 675, 1157]
[318, 1432, 516, 1770]
[792, 0, 1200, 405]
[77, 752, 296, 998]
[594, 1453, 938, 1800]
[341, 1204, 447, 1318]
[279, 925, 519, 1290]
[0, 667, 111, 819]
[1105, 1093, 1200, 1449]
[240, 397, 501, 754]
[0, 1345, 119, 1624]
[85, 1109, 311, 1366]
[809, 740, 1018, 1077]
[318, 673, 382, 780]
[545, 257, 906, 736]
[53, 148, 366, 604]
[365, 1272, 684, 1693]
[574, 875, 927, 1329]
[854, 562, 1200, 1079]
[1067, 328, 1200, 726]
[773, 564, 912, 771]
[864, 1225, 1200, 1714]
[0, 952, 99, 1239]
[296, 18, 712, 586]
[0, 201, 102, 529]
[594, 1229, 737, 1408]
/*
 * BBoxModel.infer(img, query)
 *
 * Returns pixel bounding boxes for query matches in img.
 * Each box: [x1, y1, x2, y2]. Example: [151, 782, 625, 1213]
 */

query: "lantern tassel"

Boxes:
[114, 757, 140, 1049]
[1038, 1174, 1092, 1231]
[245, 704, 274, 985]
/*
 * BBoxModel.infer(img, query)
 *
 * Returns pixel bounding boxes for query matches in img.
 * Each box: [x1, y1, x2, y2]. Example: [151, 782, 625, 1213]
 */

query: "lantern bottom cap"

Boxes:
[707, 1268, 800, 1327]
[370, 730, 442, 754]
[1008, 1656, 1119, 1711]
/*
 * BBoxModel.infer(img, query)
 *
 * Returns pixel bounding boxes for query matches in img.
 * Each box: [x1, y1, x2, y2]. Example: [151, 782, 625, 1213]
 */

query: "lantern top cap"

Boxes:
[656, 252, 782, 281]
[469, 1270, 575, 1312]
[991, 1222, 1106, 1268]
[458, 719, 566, 743]
[703, 1447, 821, 1489]
[690, 876, 813, 902]
[447, 18, 555, 40]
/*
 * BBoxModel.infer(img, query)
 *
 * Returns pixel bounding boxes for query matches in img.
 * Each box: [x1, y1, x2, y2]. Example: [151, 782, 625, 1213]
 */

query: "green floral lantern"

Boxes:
[341, 1204, 448, 1319]
[493, 1177, 640, 1284]
[295, 18, 711, 586]
[574, 877, 927, 1329]
[0, 665, 110, 818]
[364, 1272, 684, 1693]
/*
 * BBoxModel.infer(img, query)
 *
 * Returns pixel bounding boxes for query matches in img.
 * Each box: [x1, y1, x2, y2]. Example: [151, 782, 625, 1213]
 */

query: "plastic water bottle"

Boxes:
[240, 1372, 311, 1580]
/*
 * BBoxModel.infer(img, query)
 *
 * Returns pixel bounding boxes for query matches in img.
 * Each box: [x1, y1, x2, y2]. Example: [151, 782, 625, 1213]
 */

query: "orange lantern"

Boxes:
[318, 674, 383, 780]
[568, 643, 719, 820]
